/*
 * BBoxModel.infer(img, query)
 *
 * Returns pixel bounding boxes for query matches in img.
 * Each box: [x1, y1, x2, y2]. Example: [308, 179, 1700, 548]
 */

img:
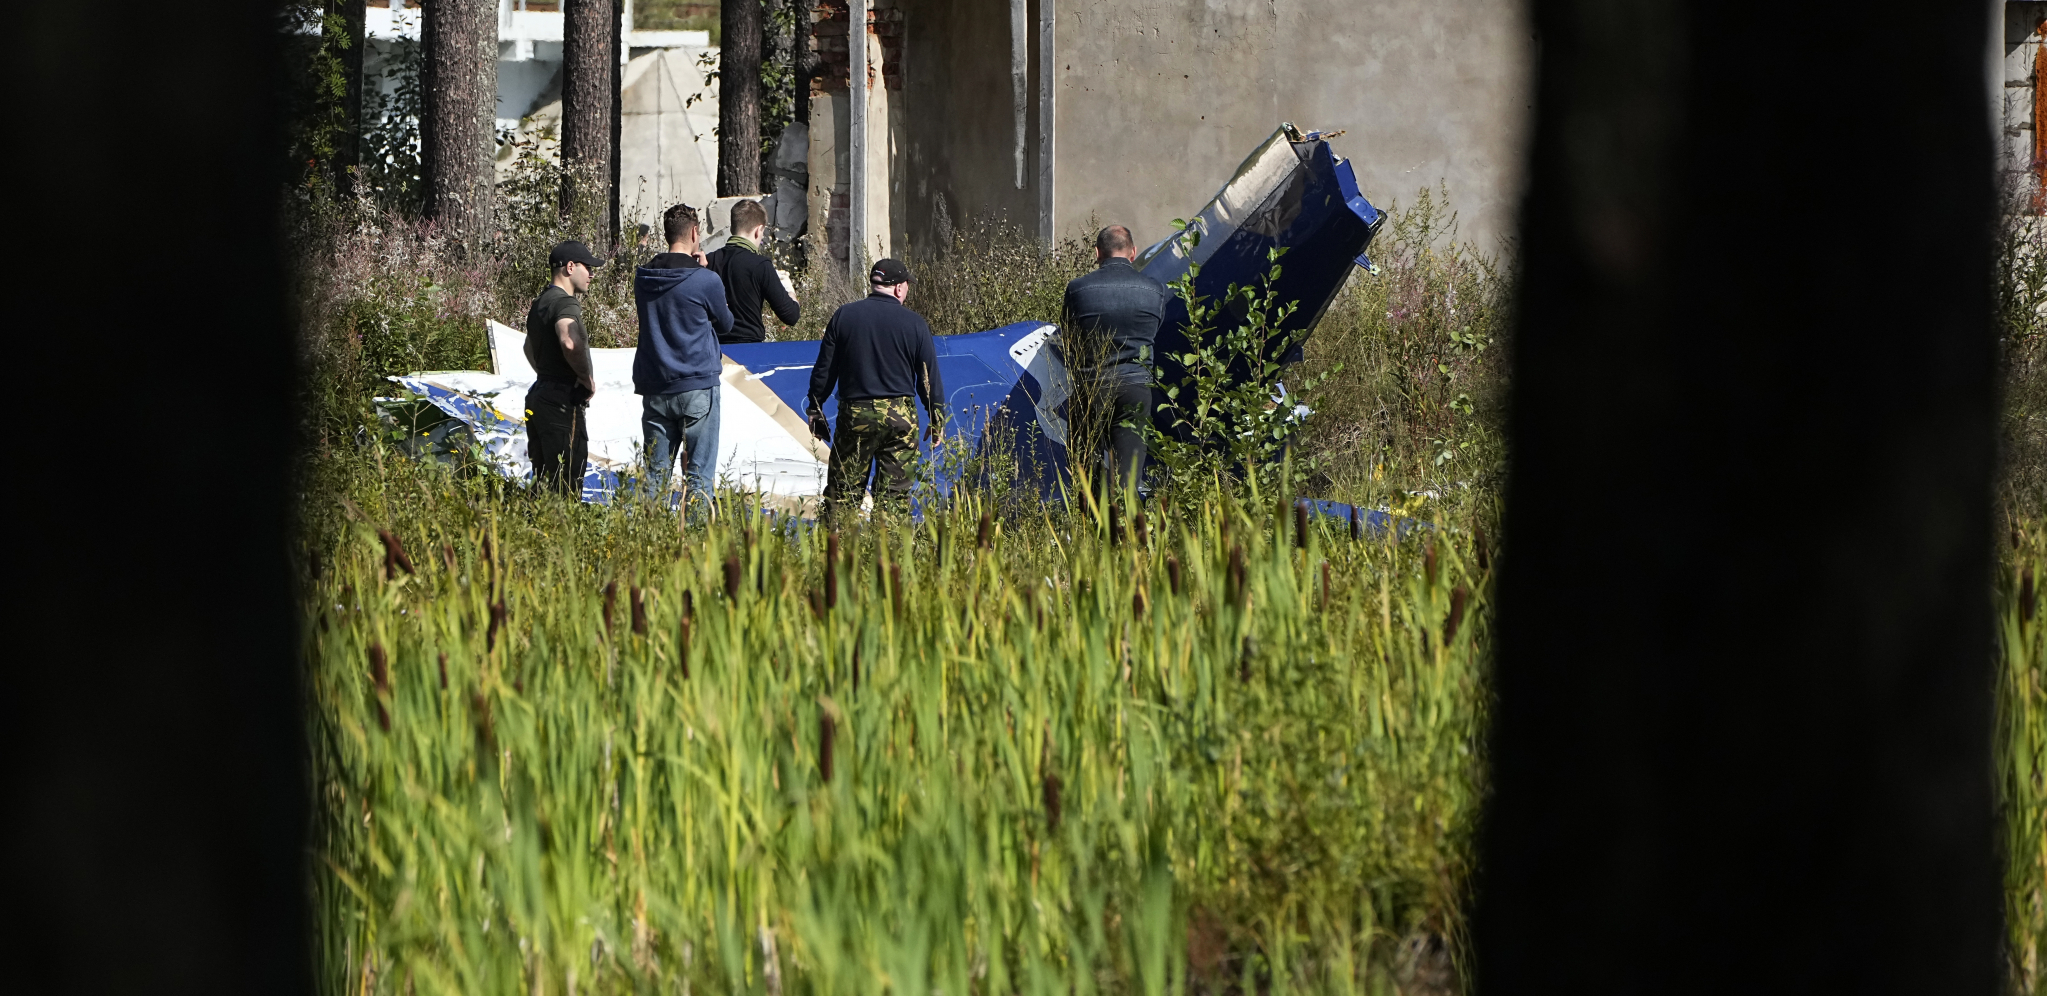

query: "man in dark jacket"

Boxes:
[806, 258, 946, 522]
[1062, 225, 1170, 498]
[635, 203, 734, 514]
[705, 198, 801, 343]
[524, 240, 604, 496]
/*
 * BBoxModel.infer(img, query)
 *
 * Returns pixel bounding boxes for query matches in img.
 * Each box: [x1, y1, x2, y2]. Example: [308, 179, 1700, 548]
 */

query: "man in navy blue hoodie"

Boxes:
[635, 203, 733, 512]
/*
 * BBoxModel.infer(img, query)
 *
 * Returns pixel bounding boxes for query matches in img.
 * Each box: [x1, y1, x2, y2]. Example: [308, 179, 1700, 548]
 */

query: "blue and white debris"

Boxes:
[387, 124, 1385, 506]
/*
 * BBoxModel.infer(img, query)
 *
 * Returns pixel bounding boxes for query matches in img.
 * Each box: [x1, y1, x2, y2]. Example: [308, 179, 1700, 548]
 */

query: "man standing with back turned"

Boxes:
[524, 240, 605, 496]
[705, 198, 801, 344]
[1061, 225, 1169, 498]
[635, 204, 734, 516]
[806, 259, 946, 523]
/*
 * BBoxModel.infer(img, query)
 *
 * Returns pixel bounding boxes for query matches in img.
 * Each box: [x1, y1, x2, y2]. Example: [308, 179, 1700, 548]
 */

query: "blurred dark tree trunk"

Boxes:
[1477, 1, 2002, 993]
[792, 0, 813, 127]
[719, 0, 763, 196]
[610, 0, 622, 246]
[11, 1, 304, 994]
[562, 0, 615, 237]
[328, 0, 366, 195]
[422, 0, 496, 240]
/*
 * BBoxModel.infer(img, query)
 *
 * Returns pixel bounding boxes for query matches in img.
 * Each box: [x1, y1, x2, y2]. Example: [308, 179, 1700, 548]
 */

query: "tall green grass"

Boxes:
[306, 455, 1488, 996]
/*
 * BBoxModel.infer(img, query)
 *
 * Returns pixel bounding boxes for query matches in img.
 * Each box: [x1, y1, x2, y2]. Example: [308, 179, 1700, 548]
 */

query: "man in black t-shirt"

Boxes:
[524, 241, 604, 496]
[704, 198, 800, 343]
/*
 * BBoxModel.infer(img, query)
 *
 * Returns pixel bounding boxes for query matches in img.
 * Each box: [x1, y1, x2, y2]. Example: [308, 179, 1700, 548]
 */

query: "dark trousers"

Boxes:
[525, 380, 589, 496]
[1109, 381, 1154, 497]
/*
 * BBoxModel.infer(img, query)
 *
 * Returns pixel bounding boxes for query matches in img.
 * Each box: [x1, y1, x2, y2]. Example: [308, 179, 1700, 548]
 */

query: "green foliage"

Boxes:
[1999, 530, 2047, 994]
[306, 452, 1488, 996]
[1145, 243, 1328, 503]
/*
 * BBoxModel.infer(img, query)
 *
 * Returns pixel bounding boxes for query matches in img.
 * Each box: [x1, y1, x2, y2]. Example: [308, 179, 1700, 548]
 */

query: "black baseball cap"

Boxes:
[549, 240, 607, 269]
[870, 258, 913, 286]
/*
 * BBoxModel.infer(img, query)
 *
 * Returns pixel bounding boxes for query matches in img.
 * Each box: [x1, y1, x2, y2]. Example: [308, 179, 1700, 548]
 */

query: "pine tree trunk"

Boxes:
[719, 0, 764, 197]
[423, 0, 497, 242]
[561, 0, 615, 237]
[609, 0, 623, 247]
[329, 0, 366, 195]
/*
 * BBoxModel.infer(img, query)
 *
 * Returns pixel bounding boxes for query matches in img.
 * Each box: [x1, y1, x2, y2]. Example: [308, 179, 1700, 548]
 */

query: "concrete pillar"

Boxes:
[849, 0, 868, 280]
[1037, 0, 1055, 242]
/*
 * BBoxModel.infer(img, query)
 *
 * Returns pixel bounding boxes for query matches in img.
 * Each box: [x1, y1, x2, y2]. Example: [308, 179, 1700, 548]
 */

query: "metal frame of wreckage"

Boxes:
[386, 124, 1398, 530]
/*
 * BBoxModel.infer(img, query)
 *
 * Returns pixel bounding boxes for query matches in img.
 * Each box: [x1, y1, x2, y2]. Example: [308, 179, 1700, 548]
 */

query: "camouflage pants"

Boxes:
[823, 397, 919, 522]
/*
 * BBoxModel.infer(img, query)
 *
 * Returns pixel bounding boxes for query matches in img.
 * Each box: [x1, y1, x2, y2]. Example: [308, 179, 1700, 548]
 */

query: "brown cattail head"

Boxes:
[470, 690, 495, 749]
[441, 541, 456, 573]
[1424, 542, 1439, 589]
[1167, 555, 1183, 596]
[1239, 636, 1256, 683]
[682, 590, 695, 621]
[1445, 585, 1469, 644]
[724, 554, 743, 600]
[825, 537, 839, 610]
[1475, 526, 1491, 572]
[976, 510, 993, 549]
[1109, 506, 1125, 547]
[2022, 567, 2035, 623]
[1132, 588, 1147, 620]
[631, 586, 648, 635]
[1349, 505, 1362, 542]
[851, 644, 862, 692]
[1321, 560, 1332, 611]
[602, 581, 618, 634]
[488, 599, 508, 651]
[1294, 501, 1310, 550]
[819, 712, 837, 782]
[483, 534, 497, 595]
[1041, 771, 1062, 832]
[678, 617, 693, 680]
[1134, 508, 1149, 547]
[378, 529, 415, 578]
[889, 562, 904, 617]
[808, 588, 825, 619]
[1228, 544, 1247, 605]
[368, 643, 391, 731]
[437, 651, 448, 690]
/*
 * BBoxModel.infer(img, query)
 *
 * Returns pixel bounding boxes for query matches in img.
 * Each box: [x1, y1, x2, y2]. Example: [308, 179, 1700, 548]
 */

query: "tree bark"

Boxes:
[792, 0, 813, 127]
[422, 0, 496, 241]
[1477, 1, 2000, 993]
[328, 0, 366, 195]
[718, 0, 764, 196]
[610, 0, 623, 247]
[562, 0, 615, 236]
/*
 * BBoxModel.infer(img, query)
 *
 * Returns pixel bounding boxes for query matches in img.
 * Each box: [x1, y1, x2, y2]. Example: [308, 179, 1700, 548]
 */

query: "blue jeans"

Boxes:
[642, 387, 720, 509]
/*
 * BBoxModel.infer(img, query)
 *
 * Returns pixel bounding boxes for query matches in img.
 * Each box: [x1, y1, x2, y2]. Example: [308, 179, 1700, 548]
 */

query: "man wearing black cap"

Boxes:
[523, 240, 605, 496]
[806, 258, 946, 521]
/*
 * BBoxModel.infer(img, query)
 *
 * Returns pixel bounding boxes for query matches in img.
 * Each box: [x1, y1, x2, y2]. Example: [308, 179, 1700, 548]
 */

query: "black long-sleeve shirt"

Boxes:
[807, 292, 946, 419]
[705, 242, 801, 343]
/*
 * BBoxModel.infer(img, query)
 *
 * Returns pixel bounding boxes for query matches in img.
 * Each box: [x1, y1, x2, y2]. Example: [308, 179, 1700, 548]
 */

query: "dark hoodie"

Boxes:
[633, 254, 733, 396]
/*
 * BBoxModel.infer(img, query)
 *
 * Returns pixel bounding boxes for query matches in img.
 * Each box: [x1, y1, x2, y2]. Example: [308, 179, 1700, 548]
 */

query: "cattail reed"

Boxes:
[602, 581, 618, 634]
[369, 642, 390, 731]
[682, 590, 695, 621]
[436, 651, 447, 690]
[1445, 585, 1469, 643]
[976, 510, 992, 549]
[1110, 506, 1125, 547]
[851, 644, 861, 692]
[487, 599, 507, 651]
[1321, 560, 1331, 611]
[2023, 567, 2035, 623]
[1228, 544, 1247, 605]
[1167, 555, 1183, 596]
[631, 586, 647, 636]
[1041, 771, 1062, 831]
[1424, 542, 1439, 589]
[808, 588, 826, 619]
[1475, 526, 1491, 572]
[825, 533, 839, 609]
[1349, 504, 1362, 541]
[889, 562, 903, 617]
[678, 616, 692, 680]
[1294, 501, 1310, 550]
[1132, 588, 1146, 620]
[378, 529, 414, 578]
[819, 712, 836, 782]
[1239, 636, 1256, 683]
[724, 554, 743, 600]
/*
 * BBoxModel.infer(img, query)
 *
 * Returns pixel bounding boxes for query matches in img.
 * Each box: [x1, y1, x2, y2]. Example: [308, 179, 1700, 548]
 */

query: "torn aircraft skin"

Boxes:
[389, 125, 1387, 520]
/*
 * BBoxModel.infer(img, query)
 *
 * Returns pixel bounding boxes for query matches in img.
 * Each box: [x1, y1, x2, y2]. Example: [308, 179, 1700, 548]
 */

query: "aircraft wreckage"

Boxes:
[387, 124, 1391, 522]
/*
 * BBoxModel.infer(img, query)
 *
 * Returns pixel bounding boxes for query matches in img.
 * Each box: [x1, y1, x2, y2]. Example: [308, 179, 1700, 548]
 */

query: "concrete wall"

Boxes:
[1050, 0, 1532, 251]
[892, 0, 1043, 251]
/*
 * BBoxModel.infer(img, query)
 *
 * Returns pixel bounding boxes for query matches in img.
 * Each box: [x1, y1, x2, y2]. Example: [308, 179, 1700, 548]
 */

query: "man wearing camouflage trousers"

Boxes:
[806, 258, 947, 522]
